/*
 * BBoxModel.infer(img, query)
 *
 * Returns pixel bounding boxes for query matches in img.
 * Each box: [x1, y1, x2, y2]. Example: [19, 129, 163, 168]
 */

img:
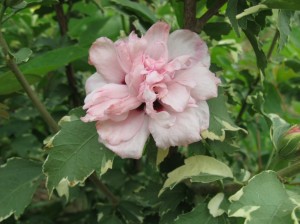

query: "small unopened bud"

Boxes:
[277, 125, 300, 160]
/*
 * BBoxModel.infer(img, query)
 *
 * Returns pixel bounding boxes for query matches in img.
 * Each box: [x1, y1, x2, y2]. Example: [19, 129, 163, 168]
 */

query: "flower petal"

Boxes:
[161, 83, 190, 112]
[85, 72, 107, 94]
[167, 30, 210, 68]
[144, 22, 170, 46]
[175, 63, 220, 101]
[97, 111, 150, 159]
[89, 37, 125, 83]
[82, 84, 139, 122]
[149, 102, 209, 148]
[143, 22, 169, 67]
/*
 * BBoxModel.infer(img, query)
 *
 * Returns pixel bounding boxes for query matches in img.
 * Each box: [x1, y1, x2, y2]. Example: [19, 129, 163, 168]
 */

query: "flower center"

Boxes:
[153, 100, 163, 112]
[136, 103, 146, 111]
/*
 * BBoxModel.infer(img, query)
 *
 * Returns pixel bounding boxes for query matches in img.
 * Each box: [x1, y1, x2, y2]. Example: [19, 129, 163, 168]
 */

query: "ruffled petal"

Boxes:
[149, 102, 209, 148]
[167, 30, 210, 69]
[115, 39, 132, 73]
[85, 72, 107, 94]
[143, 22, 170, 68]
[161, 83, 190, 112]
[89, 37, 125, 83]
[175, 63, 220, 101]
[97, 111, 150, 159]
[144, 22, 170, 47]
[82, 84, 139, 122]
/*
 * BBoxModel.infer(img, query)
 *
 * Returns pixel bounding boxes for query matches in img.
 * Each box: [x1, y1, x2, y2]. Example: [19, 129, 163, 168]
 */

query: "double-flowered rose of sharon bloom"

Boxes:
[82, 22, 220, 159]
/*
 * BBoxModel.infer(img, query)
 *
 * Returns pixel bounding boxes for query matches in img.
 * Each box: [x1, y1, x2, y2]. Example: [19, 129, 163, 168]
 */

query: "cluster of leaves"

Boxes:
[0, 0, 300, 223]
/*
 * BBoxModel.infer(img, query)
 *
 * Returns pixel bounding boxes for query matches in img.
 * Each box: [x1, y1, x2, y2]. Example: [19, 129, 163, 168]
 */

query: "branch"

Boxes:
[89, 173, 119, 206]
[184, 0, 197, 30]
[191, 182, 243, 196]
[267, 29, 279, 60]
[0, 6, 59, 133]
[195, 0, 227, 33]
[54, 1, 81, 107]
[235, 76, 260, 124]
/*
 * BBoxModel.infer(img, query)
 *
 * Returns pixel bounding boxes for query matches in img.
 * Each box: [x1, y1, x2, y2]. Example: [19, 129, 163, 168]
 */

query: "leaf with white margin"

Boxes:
[174, 202, 227, 224]
[159, 155, 233, 196]
[203, 87, 246, 141]
[43, 109, 115, 195]
[228, 171, 298, 224]
[0, 158, 43, 222]
[156, 148, 169, 166]
[287, 190, 300, 223]
[208, 193, 225, 217]
[56, 178, 69, 200]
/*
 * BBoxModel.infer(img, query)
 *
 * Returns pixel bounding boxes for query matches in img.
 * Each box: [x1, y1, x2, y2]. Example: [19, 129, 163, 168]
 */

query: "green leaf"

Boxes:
[208, 193, 226, 217]
[159, 155, 233, 196]
[226, 0, 240, 36]
[228, 171, 298, 224]
[159, 185, 188, 216]
[285, 59, 300, 73]
[0, 158, 43, 222]
[262, 0, 300, 10]
[203, 22, 231, 40]
[157, 148, 169, 166]
[174, 202, 227, 224]
[68, 15, 122, 45]
[243, 29, 267, 71]
[0, 45, 87, 95]
[171, 0, 184, 28]
[278, 10, 294, 50]
[111, 0, 156, 23]
[118, 201, 144, 223]
[43, 110, 115, 195]
[202, 87, 246, 141]
[100, 215, 123, 224]
[246, 91, 266, 115]
[236, 5, 269, 20]
[11, 48, 32, 64]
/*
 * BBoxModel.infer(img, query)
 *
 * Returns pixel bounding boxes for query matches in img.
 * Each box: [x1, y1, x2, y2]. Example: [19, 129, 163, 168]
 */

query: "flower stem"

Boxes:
[277, 161, 300, 178]
[0, 5, 59, 133]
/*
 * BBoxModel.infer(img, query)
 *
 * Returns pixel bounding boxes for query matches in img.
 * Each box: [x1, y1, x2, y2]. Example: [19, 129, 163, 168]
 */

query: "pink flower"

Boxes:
[82, 22, 220, 159]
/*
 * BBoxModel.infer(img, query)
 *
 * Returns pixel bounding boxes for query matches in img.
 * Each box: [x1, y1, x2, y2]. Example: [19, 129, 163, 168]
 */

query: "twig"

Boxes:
[235, 76, 260, 124]
[267, 29, 279, 60]
[255, 116, 263, 171]
[195, 0, 227, 33]
[277, 161, 300, 178]
[0, 5, 59, 133]
[89, 173, 119, 206]
[54, 1, 81, 107]
[191, 182, 243, 196]
[184, 0, 197, 30]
